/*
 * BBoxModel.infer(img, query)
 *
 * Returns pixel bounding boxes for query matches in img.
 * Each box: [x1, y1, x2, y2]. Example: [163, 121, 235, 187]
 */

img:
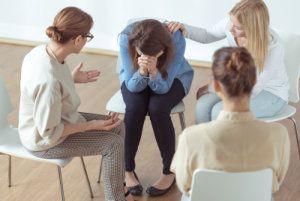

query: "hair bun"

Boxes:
[46, 25, 62, 42]
[227, 50, 248, 76]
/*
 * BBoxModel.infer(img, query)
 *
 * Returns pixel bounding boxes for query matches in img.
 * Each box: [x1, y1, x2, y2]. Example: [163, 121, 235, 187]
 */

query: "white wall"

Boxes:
[0, 0, 299, 62]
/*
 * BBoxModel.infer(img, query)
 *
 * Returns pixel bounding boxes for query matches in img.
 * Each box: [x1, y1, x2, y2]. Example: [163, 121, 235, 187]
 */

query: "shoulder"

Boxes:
[23, 45, 51, 69]
[171, 30, 186, 46]
[268, 122, 288, 136]
[180, 122, 214, 143]
[256, 121, 289, 142]
[119, 23, 135, 47]
[21, 45, 60, 86]
[268, 28, 284, 51]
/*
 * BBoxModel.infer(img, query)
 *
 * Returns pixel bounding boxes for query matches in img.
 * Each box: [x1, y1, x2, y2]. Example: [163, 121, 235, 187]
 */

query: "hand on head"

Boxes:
[137, 50, 163, 78]
[167, 21, 186, 35]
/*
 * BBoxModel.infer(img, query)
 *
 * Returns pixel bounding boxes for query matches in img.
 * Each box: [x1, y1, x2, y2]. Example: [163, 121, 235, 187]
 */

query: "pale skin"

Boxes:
[126, 47, 176, 191]
[46, 34, 134, 201]
[136, 47, 164, 78]
[168, 15, 248, 99]
[213, 79, 251, 112]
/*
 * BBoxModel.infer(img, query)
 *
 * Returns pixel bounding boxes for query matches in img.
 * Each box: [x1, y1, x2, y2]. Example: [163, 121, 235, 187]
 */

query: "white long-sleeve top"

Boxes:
[184, 17, 289, 101]
[19, 45, 86, 151]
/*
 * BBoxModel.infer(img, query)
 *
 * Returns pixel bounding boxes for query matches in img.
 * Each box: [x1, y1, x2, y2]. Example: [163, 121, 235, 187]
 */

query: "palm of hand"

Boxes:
[72, 62, 100, 83]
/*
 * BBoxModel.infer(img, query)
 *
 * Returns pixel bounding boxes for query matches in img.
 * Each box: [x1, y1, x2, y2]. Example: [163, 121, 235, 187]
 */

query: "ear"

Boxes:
[213, 80, 221, 93]
[74, 35, 82, 46]
[213, 79, 225, 99]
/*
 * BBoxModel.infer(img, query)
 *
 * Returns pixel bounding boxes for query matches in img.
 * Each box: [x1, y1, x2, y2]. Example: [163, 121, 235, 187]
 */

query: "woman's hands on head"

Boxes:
[72, 62, 100, 83]
[167, 21, 186, 35]
[137, 50, 163, 78]
[138, 55, 158, 78]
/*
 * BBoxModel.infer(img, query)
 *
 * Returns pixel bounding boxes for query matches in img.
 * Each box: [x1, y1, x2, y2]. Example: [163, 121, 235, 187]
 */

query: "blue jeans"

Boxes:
[195, 90, 287, 124]
[181, 194, 275, 201]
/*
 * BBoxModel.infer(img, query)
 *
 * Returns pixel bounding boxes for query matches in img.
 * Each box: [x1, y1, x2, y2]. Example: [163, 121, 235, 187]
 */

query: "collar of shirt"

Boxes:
[216, 110, 256, 121]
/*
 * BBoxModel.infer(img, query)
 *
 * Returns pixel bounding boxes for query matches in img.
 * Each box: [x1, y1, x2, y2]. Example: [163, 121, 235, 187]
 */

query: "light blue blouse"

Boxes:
[119, 22, 194, 95]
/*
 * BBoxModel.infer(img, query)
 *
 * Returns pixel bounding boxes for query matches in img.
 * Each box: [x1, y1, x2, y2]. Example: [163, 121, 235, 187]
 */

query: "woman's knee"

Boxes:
[211, 102, 223, 120]
[148, 103, 170, 117]
[110, 134, 124, 153]
[250, 91, 287, 118]
[195, 93, 221, 123]
[125, 101, 148, 116]
[114, 122, 125, 139]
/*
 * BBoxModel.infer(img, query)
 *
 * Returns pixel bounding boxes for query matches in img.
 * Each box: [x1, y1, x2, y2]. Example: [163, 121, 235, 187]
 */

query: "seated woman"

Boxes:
[18, 7, 135, 201]
[171, 47, 290, 201]
[119, 19, 194, 196]
[168, 0, 289, 123]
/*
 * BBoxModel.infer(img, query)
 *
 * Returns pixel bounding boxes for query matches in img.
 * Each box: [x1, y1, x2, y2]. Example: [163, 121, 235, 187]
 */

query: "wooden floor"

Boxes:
[0, 43, 299, 201]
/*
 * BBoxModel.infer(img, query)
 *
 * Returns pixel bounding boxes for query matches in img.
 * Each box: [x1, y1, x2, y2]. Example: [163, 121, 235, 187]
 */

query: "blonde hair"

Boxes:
[230, 0, 269, 73]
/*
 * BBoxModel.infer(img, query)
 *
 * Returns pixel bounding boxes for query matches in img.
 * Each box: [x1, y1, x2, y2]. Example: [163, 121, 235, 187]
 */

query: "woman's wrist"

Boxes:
[149, 69, 158, 78]
[84, 120, 96, 131]
[139, 68, 148, 76]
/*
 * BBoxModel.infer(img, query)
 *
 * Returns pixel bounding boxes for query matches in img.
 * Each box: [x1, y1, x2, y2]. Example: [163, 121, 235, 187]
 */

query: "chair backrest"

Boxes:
[0, 75, 12, 129]
[116, 17, 167, 74]
[277, 30, 300, 103]
[190, 168, 273, 201]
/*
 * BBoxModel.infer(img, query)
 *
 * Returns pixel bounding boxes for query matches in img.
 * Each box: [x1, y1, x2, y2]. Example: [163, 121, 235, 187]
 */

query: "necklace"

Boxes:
[47, 44, 61, 63]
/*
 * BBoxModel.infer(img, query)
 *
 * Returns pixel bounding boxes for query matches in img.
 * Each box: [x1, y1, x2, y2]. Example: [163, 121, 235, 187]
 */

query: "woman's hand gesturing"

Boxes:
[72, 62, 100, 83]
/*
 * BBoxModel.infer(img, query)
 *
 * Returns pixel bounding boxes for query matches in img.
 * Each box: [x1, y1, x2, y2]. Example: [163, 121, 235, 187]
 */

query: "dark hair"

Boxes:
[46, 7, 93, 44]
[212, 47, 257, 97]
[127, 19, 174, 79]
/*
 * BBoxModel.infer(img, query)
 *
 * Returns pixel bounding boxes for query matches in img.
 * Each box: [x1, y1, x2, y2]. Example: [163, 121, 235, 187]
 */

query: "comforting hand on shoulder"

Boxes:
[72, 62, 100, 83]
[167, 21, 186, 35]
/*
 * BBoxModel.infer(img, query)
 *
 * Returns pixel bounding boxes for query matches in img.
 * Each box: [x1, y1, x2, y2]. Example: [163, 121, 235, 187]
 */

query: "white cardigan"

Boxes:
[184, 17, 289, 101]
[19, 45, 86, 151]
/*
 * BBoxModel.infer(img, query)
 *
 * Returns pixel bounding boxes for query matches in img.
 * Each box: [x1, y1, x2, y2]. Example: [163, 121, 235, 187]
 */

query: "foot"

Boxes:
[151, 174, 175, 189]
[196, 84, 209, 100]
[125, 171, 140, 187]
[146, 174, 175, 196]
[124, 186, 135, 201]
[125, 171, 143, 195]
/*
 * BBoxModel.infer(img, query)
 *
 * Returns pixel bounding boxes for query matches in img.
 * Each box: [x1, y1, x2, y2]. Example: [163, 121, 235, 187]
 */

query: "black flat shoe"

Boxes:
[127, 171, 143, 195]
[124, 182, 138, 201]
[146, 179, 176, 196]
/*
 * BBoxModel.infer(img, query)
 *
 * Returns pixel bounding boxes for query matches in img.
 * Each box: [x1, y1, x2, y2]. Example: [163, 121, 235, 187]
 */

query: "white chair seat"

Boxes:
[106, 90, 185, 114]
[0, 126, 72, 167]
[259, 105, 296, 122]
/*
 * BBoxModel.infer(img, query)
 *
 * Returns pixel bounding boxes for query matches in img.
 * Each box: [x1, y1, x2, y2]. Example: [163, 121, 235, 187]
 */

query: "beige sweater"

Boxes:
[19, 45, 86, 151]
[171, 111, 290, 196]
